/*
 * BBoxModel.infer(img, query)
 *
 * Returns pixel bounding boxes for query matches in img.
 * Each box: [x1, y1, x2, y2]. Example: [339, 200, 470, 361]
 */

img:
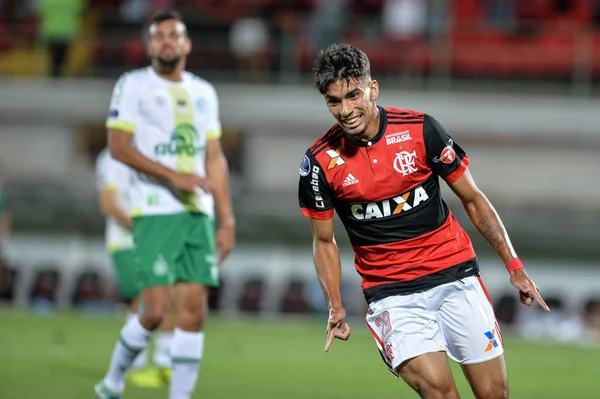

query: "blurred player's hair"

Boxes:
[313, 43, 371, 95]
[148, 10, 187, 35]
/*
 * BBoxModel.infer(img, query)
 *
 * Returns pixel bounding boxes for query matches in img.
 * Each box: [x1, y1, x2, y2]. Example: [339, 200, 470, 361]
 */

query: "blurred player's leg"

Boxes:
[112, 250, 151, 372]
[170, 282, 209, 399]
[127, 298, 150, 370]
[127, 296, 177, 388]
[128, 295, 176, 386]
[96, 285, 172, 398]
[154, 301, 176, 373]
[127, 303, 175, 386]
[169, 213, 217, 399]
[397, 352, 460, 399]
[462, 356, 508, 399]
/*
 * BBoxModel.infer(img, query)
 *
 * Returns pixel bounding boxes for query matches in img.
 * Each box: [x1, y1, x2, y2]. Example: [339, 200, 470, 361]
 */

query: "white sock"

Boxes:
[127, 313, 149, 370]
[169, 328, 204, 399]
[153, 331, 173, 368]
[104, 315, 151, 392]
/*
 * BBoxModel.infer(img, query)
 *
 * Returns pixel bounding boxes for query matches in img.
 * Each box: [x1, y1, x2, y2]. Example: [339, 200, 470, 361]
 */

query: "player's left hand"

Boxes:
[509, 269, 550, 312]
[216, 222, 235, 265]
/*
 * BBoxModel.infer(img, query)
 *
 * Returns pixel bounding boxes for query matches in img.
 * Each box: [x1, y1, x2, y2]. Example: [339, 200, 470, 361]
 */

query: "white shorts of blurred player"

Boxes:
[365, 275, 503, 377]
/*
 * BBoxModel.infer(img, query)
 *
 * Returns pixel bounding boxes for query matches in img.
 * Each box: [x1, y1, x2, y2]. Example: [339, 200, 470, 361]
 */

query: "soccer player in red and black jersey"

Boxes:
[298, 44, 550, 399]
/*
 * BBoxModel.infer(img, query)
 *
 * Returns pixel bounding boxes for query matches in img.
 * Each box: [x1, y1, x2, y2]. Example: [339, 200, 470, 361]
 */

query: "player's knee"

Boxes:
[402, 372, 456, 399]
[419, 379, 457, 399]
[178, 302, 206, 331]
[139, 304, 167, 330]
[473, 377, 508, 399]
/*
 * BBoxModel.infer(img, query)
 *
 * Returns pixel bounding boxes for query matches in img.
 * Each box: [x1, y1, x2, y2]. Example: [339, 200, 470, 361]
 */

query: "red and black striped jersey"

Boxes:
[298, 107, 479, 303]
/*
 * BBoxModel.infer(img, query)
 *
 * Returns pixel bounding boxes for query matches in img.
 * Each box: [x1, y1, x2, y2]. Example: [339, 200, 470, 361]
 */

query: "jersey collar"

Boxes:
[148, 66, 187, 85]
[344, 106, 387, 147]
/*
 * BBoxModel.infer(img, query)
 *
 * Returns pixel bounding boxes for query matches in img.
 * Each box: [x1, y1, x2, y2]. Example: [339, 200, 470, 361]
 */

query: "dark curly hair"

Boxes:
[148, 10, 187, 34]
[313, 43, 371, 95]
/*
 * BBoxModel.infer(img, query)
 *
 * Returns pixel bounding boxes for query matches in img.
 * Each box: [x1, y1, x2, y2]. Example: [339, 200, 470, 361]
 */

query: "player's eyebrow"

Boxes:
[325, 88, 362, 102]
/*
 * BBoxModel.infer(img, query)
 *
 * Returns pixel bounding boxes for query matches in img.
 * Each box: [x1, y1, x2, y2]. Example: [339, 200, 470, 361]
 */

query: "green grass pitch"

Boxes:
[0, 311, 598, 398]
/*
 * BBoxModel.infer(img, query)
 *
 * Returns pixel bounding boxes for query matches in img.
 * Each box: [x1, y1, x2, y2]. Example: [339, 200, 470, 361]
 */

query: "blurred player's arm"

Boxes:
[109, 129, 177, 183]
[203, 84, 233, 227]
[0, 191, 10, 239]
[0, 210, 10, 239]
[98, 185, 132, 229]
[205, 140, 234, 227]
[109, 130, 209, 193]
[205, 138, 235, 263]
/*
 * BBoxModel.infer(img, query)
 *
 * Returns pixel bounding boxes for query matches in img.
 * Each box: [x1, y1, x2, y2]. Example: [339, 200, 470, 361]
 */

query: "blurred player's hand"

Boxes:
[324, 307, 351, 352]
[509, 269, 550, 312]
[170, 172, 211, 194]
[216, 221, 235, 265]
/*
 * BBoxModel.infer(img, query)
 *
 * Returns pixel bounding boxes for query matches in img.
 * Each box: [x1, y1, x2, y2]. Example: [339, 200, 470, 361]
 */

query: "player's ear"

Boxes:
[369, 80, 379, 102]
[184, 37, 192, 56]
[146, 39, 153, 58]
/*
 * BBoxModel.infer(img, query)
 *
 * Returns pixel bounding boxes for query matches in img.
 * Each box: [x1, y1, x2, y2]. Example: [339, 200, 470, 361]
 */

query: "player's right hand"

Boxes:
[324, 306, 351, 352]
[170, 172, 211, 194]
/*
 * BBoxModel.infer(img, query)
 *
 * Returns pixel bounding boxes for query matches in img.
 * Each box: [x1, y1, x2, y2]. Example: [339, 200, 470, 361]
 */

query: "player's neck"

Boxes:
[152, 63, 185, 82]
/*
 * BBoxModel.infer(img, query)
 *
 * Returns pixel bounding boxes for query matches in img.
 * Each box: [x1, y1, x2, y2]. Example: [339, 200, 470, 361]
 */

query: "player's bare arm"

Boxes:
[205, 138, 235, 264]
[309, 217, 351, 352]
[448, 169, 550, 311]
[109, 128, 210, 193]
[1, 211, 10, 239]
[98, 188, 132, 229]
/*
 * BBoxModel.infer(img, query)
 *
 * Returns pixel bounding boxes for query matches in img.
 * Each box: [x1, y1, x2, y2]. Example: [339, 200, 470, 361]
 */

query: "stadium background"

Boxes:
[0, 0, 599, 398]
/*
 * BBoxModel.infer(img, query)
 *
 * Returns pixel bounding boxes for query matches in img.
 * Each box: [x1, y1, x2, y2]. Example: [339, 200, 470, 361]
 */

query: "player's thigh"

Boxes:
[398, 351, 460, 399]
[365, 293, 446, 375]
[177, 212, 218, 288]
[111, 249, 139, 301]
[437, 275, 504, 366]
[133, 213, 187, 290]
[461, 355, 508, 399]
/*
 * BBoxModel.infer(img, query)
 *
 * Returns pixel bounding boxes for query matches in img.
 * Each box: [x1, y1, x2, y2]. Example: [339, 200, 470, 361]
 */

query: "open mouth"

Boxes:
[344, 115, 361, 130]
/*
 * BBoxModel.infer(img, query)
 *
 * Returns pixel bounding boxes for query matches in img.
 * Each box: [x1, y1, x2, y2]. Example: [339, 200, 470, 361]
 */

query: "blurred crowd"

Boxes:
[2, 259, 600, 346]
[2, 0, 600, 79]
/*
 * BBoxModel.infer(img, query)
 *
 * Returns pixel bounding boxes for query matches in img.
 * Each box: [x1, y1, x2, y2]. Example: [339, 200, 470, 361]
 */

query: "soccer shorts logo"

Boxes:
[484, 329, 498, 352]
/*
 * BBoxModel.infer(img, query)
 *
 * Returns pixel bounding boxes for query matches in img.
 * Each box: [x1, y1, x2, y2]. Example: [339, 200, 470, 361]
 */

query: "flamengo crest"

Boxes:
[393, 150, 417, 176]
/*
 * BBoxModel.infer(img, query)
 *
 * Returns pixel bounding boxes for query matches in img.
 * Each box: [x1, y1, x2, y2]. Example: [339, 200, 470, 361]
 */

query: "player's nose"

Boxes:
[340, 99, 353, 117]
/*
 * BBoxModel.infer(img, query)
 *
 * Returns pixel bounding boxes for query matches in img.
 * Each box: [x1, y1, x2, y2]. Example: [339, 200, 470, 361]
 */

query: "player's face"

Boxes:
[147, 19, 191, 68]
[324, 78, 379, 138]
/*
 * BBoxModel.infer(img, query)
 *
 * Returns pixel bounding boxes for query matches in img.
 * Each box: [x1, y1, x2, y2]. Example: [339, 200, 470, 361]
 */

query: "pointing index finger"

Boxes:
[532, 289, 550, 312]
[324, 326, 338, 352]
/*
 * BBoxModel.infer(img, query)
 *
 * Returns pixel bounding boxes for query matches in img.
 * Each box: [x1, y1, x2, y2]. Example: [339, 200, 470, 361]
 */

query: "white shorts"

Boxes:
[365, 275, 503, 376]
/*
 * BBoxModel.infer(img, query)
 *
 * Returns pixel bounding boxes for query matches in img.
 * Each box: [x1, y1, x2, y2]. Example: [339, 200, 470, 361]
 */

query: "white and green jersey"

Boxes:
[96, 148, 134, 253]
[105, 66, 221, 218]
